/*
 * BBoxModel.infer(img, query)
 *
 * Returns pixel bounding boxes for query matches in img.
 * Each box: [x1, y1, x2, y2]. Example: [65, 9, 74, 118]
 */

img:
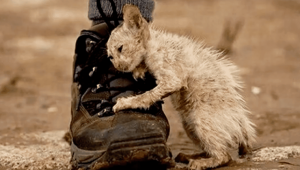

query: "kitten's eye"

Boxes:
[117, 45, 123, 53]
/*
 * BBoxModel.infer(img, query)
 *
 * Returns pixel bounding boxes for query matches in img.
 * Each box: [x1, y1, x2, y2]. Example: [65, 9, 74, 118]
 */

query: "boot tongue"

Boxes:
[81, 87, 111, 103]
[80, 76, 137, 103]
[89, 22, 111, 38]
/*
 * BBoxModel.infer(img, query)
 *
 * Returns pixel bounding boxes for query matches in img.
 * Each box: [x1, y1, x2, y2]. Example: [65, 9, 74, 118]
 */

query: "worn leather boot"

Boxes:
[70, 22, 174, 170]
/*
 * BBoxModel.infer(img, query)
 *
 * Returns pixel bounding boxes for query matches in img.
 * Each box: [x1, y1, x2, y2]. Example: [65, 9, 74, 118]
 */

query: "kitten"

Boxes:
[106, 4, 256, 170]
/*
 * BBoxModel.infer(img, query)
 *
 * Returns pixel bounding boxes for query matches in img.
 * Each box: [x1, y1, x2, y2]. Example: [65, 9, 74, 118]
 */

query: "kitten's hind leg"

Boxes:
[189, 154, 231, 170]
[174, 151, 231, 170]
[181, 113, 232, 170]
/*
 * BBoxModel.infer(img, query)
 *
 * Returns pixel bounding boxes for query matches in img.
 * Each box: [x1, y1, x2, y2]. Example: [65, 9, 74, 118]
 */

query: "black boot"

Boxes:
[70, 22, 174, 170]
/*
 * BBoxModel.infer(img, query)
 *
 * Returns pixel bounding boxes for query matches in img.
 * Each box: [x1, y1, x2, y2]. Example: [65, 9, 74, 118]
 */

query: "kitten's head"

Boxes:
[107, 4, 150, 72]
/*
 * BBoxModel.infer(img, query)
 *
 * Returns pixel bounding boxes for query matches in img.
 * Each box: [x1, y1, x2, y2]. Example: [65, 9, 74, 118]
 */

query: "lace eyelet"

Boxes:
[89, 67, 98, 77]
[74, 65, 82, 81]
[96, 103, 102, 109]
[85, 39, 97, 53]
[97, 107, 112, 117]
[91, 87, 97, 93]
[89, 40, 96, 46]
[97, 84, 101, 89]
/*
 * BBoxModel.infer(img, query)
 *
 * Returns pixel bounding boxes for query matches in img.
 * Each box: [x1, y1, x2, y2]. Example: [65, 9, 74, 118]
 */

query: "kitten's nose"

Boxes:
[108, 55, 113, 60]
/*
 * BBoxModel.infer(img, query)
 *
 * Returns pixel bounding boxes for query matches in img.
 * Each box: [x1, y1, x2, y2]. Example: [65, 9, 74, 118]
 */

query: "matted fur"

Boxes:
[106, 4, 256, 170]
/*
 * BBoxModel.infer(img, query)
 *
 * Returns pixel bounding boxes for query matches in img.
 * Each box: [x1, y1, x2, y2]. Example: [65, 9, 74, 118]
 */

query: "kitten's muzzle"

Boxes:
[120, 65, 129, 71]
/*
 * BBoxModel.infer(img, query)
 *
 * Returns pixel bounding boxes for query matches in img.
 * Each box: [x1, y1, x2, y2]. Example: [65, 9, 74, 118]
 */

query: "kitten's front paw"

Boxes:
[132, 69, 145, 80]
[113, 95, 152, 113]
[189, 159, 205, 170]
[189, 158, 217, 170]
[113, 97, 130, 113]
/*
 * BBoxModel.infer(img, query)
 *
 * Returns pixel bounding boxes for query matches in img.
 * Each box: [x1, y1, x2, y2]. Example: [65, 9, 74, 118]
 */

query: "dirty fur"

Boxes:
[106, 4, 256, 170]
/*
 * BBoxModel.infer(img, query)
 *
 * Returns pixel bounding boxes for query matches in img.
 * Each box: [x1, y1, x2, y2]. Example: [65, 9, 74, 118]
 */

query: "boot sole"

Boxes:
[71, 134, 174, 170]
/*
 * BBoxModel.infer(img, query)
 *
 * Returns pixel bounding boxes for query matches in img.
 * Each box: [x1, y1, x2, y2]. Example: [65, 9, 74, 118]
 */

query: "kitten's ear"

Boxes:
[122, 4, 143, 30]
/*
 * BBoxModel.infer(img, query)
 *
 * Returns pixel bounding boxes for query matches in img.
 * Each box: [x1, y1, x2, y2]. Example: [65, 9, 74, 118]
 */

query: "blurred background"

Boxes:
[0, 0, 300, 169]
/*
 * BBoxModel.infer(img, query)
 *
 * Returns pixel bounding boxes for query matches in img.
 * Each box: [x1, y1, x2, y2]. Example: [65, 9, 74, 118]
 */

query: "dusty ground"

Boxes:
[0, 0, 300, 169]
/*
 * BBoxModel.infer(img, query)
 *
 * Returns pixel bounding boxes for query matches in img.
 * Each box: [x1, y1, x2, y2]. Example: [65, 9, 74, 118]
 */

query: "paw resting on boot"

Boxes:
[113, 95, 153, 113]
[132, 62, 147, 80]
[132, 68, 146, 80]
[113, 97, 131, 112]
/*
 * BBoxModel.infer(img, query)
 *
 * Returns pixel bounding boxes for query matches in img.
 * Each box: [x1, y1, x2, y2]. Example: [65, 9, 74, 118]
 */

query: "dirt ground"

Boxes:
[0, 0, 300, 169]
